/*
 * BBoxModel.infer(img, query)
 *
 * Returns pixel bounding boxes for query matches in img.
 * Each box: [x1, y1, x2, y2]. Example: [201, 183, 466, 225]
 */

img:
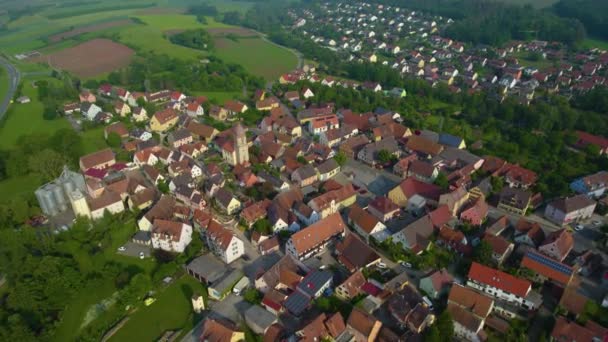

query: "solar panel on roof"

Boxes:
[526, 251, 573, 275]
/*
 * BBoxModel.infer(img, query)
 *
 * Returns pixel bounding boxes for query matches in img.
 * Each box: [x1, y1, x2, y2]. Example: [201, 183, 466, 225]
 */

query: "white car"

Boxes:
[400, 261, 412, 268]
[139, 252, 145, 259]
[574, 224, 584, 231]
[377, 262, 387, 269]
[118, 246, 126, 252]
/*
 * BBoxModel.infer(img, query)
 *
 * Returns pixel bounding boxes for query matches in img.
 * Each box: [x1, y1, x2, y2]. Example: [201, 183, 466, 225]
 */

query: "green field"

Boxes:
[0, 81, 71, 149]
[0, 67, 8, 103]
[194, 91, 243, 103]
[81, 126, 110, 154]
[496, 0, 558, 8]
[214, 36, 298, 80]
[513, 51, 555, 70]
[108, 275, 206, 342]
[582, 38, 608, 51]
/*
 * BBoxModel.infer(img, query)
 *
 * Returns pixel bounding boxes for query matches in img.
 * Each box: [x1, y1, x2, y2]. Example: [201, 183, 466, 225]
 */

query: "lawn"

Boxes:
[81, 126, 109, 154]
[214, 36, 298, 80]
[108, 275, 207, 342]
[513, 51, 555, 70]
[582, 38, 608, 51]
[193, 90, 242, 103]
[0, 67, 8, 103]
[0, 81, 71, 149]
[0, 174, 42, 201]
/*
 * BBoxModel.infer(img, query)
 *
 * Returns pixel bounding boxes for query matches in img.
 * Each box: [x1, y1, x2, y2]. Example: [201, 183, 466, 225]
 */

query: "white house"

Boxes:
[466, 262, 541, 311]
[204, 220, 245, 264]
[82, 103, 103, 121]
[544, 195, 596, 226]
[151, 219, 193, 253]
[302, 87, 315, 99]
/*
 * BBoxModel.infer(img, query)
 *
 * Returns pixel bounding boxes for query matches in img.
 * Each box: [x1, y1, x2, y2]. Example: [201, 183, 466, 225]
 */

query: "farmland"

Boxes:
[28, 39, 135, 78]
[48, 19, 134, 42]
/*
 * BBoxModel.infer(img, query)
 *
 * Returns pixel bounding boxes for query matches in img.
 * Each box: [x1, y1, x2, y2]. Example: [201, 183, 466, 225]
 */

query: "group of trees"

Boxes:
[168, 29, 214, 51]
[36, 77, 79, 120]
[105, 53, 265, 94]
[553, 0, 608, 40]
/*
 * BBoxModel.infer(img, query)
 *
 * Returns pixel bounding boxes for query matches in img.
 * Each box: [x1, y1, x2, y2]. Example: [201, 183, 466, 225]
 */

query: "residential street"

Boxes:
[0, 56, 20, 119]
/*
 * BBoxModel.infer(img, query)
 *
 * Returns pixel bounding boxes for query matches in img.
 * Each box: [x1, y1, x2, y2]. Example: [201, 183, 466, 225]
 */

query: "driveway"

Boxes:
[0, 56, 20, 119]
[116, 241, 152, 258]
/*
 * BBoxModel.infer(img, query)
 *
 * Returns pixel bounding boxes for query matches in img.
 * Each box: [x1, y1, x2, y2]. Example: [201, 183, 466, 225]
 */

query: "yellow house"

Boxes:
[308, 184, 357, 219]
[369, 53, 378, 63]
[388, 179, 442, 207]
[439, 187, 470, 216]
[150, 108, 178, 133]
[388, 183, 408, 207]
[200, 319, 244, 342]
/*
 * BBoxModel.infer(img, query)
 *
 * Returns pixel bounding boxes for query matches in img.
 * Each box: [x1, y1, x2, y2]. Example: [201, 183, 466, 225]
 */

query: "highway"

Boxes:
[0, 56, 20, 120]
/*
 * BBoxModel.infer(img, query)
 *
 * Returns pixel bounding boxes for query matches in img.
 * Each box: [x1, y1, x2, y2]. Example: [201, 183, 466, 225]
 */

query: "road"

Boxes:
[0, 56, 20, 120]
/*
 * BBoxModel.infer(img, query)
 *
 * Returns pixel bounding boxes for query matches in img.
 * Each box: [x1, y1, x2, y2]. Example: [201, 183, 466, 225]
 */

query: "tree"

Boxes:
[243, 288, 262, 305]
[42, 102, 59, 120]
[473, 241, 494, 266]
[296, 156, 308, 165]
[253, 218, 272, 235]
[28, 149, 70, 182]
[106, 132, 122, 148]
[434, 172, 449, 190]
[490, 176, 504, 194]
[334, 151, 347, 166]
[435, 311, 454, 340]
[377, 149, 393, 163]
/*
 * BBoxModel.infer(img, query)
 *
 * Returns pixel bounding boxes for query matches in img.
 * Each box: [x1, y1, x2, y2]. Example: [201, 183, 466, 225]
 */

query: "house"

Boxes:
[514, 219, 546, 247]
[437, 226, 471, 256]
[200, 318, 244, 342]
[307, 183, 357, 219]
[357, 137, 401, 166]
[79, 148, 115, 172]
[544, 195, 597, 226]
[200, 219, 245, 264]
[538, 229, 573, 262]
[466, 262, 541, 310]
[79, 90, 96, 103]
[219, 124, 250, 166]
[367, 196, 400, 222]
[482, 234, 514, 266]
[186, 102, 204, 117]
[209, 106, 228, 120]
[392, 215, 435, 255]
[63, 103, 80, 115]
[387, 285, 435, 333]
[335, 233, 381, 272]
[81, 103, 102, 121]
[448, 284, 494, 342]
[438, 133, 466, 149]
[302, 87, 315, 99]
[521, 251, 574, 286]
[256, 97, 280, 111]
[405, 135, 444, 158]
[292, 164, 318, 187]
[570, 171, 608, 198]
[150, 108, 179, 133]
[388, 178, 443, 207]
[336, 270, 366, 301]
[346, 308, 383, 341]
[167, 128, 193, 149]
[296, 312, 346, 342]
[504, 165, 537, 189]
[308, 115, 339, 135]
[132, 107, 148, 122]
[347, 204, 390, 243]
[497, 187, 532, 215]
[267, 202, 300, 233]
[225, 100, 248, 116]
[419, 268, 454, 299]
[286, 213, 346, 260]
[186, 121, 218, 142]
[114, 101, 131, 117]
[460, 198, 489, 226]
[550, 316, 608, 342]
[439, 187, 470, 216]
[150, 219, 192, 253]
[284, 270, 333, 316]
[215, 187, 241, 215]
[104, 122, 129, 139]
[316, 159, 340, 181]
[406, 160, 438, 183]
[244, 305, 278, 335]
[574, 131, 608, 155]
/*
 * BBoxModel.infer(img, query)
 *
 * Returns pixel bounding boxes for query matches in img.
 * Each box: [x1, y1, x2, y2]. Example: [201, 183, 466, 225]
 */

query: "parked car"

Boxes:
[118, 246, 126, 252]
[400, 261, 412, 268]
[575, 224, 584, 231]
[377, 262, 387, 269]
[139, 251, 145, 259]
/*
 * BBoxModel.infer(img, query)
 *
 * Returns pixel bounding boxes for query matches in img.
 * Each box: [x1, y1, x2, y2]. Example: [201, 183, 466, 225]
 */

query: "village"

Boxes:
[27, 48, 608, 341]
[279, 1, 608, 104]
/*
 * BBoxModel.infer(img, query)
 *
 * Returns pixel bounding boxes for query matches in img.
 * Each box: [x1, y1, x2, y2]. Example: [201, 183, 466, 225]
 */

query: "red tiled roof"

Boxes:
[289, 213, 345, 255]
[398, 178, 443, 201]
[467, 262, 531, 298]
[521, 251, 573, 285]
[428, 205, 453, 228]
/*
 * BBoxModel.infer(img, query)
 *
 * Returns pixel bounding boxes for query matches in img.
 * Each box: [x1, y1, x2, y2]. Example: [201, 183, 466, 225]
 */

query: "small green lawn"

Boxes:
[0, 81, 71, 149]
[81, 126, 109, 154]
[513, 51, 555, 70]
[193, 91, 242, 103]
[108, 276, 207, 342]
[582, 38, 608, 51]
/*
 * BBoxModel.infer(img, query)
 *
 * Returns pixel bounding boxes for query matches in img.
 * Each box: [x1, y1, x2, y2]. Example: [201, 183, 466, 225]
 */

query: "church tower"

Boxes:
[234, 123, 249, 165]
